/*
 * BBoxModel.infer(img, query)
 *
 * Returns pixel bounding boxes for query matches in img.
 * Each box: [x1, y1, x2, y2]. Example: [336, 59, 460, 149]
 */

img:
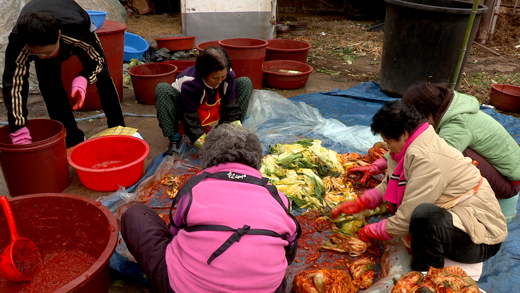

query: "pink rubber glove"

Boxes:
[348, 157, 388, 184]
[10, 127, 32, 145]
[71, 76, 88, 110]
[331, 188, 383, 218]
[358, 219, 393, 242]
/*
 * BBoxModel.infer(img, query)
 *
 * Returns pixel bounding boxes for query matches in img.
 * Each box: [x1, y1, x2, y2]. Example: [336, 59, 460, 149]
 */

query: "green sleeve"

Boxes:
[437, 117, 472, 152]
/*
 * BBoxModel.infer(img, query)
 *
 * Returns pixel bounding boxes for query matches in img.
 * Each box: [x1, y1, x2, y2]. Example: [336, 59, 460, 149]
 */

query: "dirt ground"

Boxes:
[0, 10, 519, 292]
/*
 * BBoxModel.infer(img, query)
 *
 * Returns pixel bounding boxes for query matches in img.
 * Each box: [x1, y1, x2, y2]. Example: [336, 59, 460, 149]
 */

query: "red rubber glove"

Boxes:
[358, 219, 393, 242]
[10, 126, 32, 145]
[331, 188, 383, 218]
[348, 157, 388, 184]
[71, 76, 87, 110]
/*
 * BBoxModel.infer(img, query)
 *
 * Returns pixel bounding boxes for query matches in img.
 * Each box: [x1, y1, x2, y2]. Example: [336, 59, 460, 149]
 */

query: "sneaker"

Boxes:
[165, 141, 180, 156]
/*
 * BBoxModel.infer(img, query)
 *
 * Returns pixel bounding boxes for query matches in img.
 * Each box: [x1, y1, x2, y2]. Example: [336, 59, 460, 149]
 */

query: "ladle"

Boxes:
[0, 195, 42, 282]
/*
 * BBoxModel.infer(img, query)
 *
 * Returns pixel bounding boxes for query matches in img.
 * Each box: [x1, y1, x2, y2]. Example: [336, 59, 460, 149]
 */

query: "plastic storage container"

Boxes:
[0, 119, 69, 197]
[490, 84, 520, 113]
[380, 0, 487, 97]
[124, 32, 149, 62]
[498, 193, 519, 223]
[218, 38, 268, 89]
[161, 60, 195, 75]
[85, 10, 108, 30]
[0, 193, 118, 292]
[196, 40, 220, 53]
[265, 39, 312, 63]
[67, 135, 150, 192]
[128, 63, 177, 105]
[263, 60, 314, 89]
[155, 36, 196, 51]
[61, 20, 126, 111]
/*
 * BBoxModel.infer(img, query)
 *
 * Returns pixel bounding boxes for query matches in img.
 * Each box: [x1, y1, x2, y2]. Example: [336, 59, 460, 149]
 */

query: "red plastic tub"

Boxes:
[156, 36, 196, 51]
[218, 38, 268, 89]
[161, 60, 195, 75]
[67, 135, 150, 192]
[196, 40, 220, 53]
[0, 119, 69, 197]
[266, 39, 312, 63]
[263, 60, 314, 90]
[61, 20, 126, 111]
[490, 84, 520, 113]
[0, 193, 118, 293]
[128, 63, 177, 105]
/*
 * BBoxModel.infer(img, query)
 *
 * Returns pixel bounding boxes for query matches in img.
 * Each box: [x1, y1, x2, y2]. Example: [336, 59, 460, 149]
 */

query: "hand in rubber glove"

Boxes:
[194, 133, 206, 149]
[10, 127, 32, 145]
[358, 219, 393, 242]
[331, 188, 383, 218]
[348, 157, 388, 184]
[71, 76, 88, 110]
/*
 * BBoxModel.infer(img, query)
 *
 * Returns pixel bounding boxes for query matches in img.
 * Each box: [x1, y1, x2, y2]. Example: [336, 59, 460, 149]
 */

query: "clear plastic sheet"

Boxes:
[360, 238, 412, 293]
[99, 148, 201, 270]
[243, 90, 382, 155]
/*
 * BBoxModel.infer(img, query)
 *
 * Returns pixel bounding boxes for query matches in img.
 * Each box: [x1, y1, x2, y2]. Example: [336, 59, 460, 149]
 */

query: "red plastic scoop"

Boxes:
[0, 195, 42, 282]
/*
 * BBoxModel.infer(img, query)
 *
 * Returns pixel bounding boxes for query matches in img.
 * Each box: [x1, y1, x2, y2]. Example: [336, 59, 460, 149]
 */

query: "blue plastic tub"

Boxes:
[124, 32, 149, 62]
[86, 10, 108, 31]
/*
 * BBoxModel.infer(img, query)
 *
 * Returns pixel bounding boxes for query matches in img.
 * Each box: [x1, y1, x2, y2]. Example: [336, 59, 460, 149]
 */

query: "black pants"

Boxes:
[463, 148, 520, 199]
[34, 35, 125, 148]
[121, 204, 174, 293]
[409, 203, 502, 271]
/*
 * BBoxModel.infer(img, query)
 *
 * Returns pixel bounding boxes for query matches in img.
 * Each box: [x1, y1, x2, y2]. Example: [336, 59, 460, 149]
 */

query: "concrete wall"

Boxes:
[277, 0, 386, 19]
[181, 0, 276, 44]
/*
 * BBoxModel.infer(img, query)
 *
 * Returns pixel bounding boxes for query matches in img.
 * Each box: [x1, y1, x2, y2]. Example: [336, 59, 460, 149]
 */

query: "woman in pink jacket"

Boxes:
[121, 123, 300, 293]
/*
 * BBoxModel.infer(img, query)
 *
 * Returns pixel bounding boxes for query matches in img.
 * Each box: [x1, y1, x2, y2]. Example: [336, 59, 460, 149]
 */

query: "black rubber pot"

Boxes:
[380, 0, 487, 97]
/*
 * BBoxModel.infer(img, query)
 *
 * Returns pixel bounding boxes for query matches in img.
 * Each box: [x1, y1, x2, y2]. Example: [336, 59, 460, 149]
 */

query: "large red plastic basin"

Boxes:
[263, 60, 314, 89]
[128, 63, 177, 105]
[0, 193, 118, 293]
[161, 60, 195, 75]
[490, 84, 520, 113]
[218, 38, 268, 89]
[67, 135, 150, 191]
[156, 36, 196, 51]
[61, 20, 127, 111]
[266, 39, 312, 63]
[0, 119, 69, 197]
[196, 40, 220, 53]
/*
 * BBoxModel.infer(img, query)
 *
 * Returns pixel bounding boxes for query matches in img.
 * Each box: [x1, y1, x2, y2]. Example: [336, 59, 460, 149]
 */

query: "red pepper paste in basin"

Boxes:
[0, 248, 96, 292]
[0, 194, 118, 293]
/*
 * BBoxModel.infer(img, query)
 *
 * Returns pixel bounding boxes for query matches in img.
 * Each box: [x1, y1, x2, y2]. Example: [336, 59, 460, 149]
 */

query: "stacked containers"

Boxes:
[262, 39, 313, 89]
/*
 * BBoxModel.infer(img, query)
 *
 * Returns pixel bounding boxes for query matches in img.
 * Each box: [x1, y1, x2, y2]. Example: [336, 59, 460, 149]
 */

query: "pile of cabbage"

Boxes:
[260, 139, 386, 234]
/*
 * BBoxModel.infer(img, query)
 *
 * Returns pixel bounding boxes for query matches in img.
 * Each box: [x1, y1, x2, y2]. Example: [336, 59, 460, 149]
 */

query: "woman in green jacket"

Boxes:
[351, 82, 520, 199]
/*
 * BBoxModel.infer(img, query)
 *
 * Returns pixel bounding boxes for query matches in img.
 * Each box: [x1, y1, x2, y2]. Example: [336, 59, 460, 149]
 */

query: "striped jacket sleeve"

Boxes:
[61, 33, 105, 85]
[2, 33, 32, 130]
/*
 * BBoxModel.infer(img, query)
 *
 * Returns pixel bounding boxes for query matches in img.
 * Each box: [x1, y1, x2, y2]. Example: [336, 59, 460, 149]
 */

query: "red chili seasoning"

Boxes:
[0, 248, 96, 293]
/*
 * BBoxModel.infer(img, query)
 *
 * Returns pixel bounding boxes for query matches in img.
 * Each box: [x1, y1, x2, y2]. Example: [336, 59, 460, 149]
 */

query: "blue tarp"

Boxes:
[291, 81, 520, 144]
[108, 81, 520, 292]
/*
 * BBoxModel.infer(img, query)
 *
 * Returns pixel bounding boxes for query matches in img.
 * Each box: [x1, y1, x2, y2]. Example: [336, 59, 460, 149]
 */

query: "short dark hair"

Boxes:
[201, 124, 263, 170]
[371, 100, 427, 139]
[195, 47, 232, 79]
[17, 12, 60, 47]
[401, 82, 452, 119]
